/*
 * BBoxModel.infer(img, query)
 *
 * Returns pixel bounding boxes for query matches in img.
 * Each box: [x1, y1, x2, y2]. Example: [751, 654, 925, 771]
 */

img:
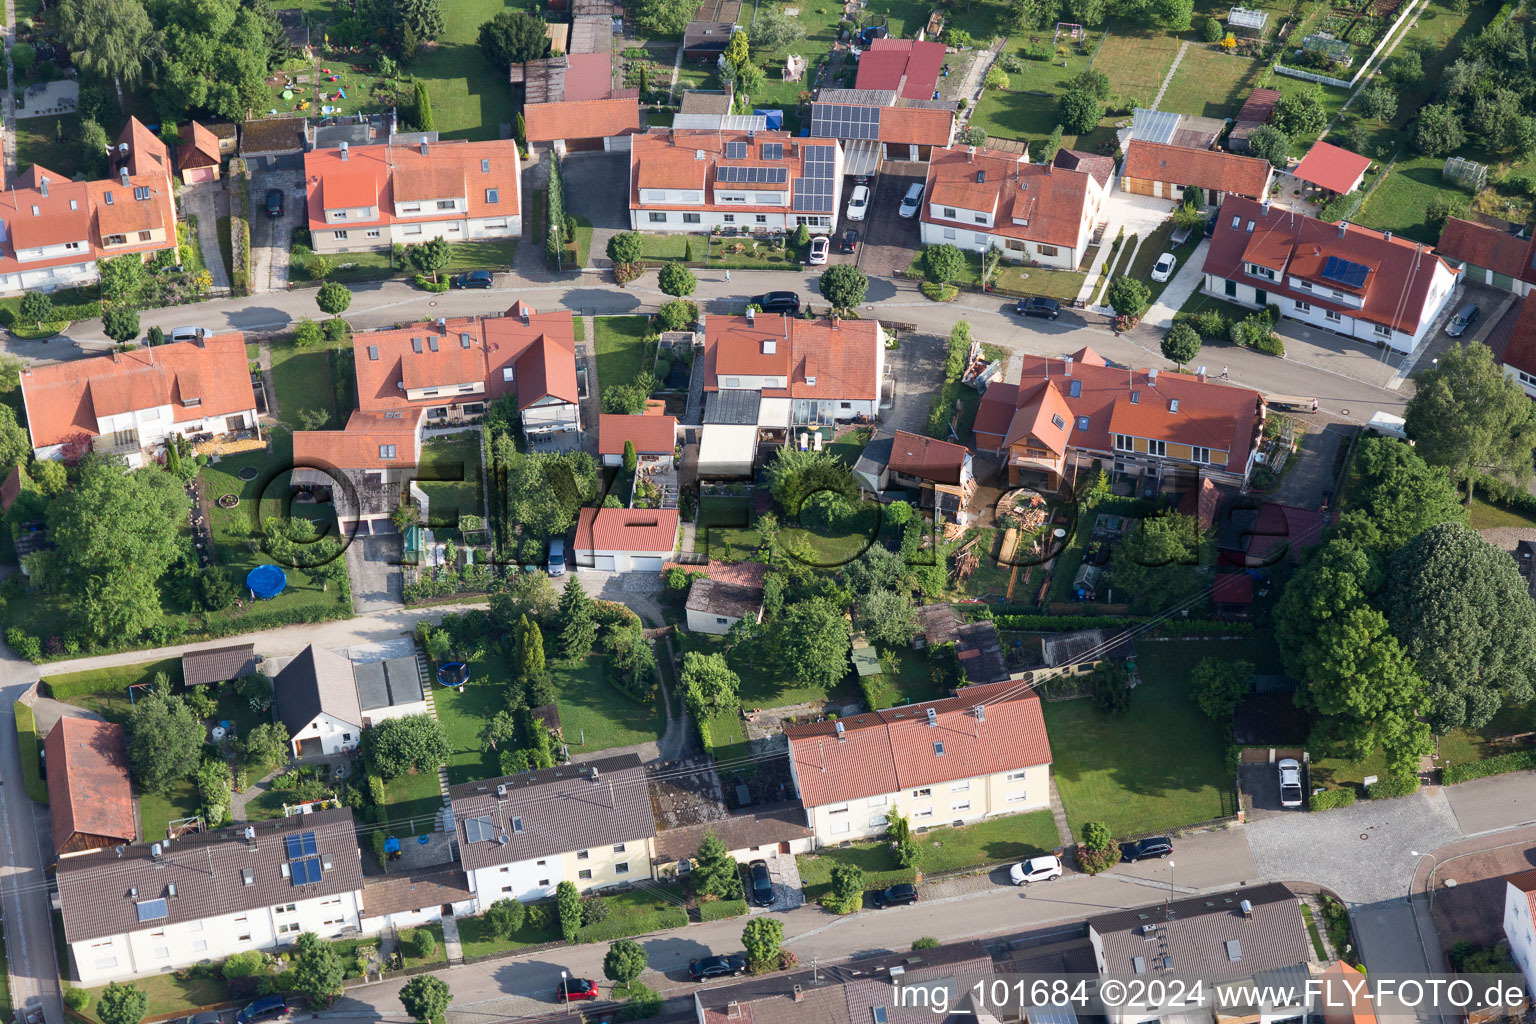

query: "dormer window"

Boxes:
[482, 159, 491, 173]
[502, 367, 515, 382]
[436, 199, 456, 211]
[104, 193, 114, 206]
[805, 376, 816, 386]
[183, 397, 202, 408]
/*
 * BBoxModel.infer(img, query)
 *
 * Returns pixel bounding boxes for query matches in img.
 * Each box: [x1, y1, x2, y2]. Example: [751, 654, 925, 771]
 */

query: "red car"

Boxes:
[556, 978, 599, 1003]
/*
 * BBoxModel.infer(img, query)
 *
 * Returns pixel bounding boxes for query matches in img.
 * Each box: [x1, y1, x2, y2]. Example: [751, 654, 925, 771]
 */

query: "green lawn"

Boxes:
[695, 495, 759, 559]
[1354, 155, 1459, 244]
[215, 214, 234, 283]
[271, 337, 342, 430]
[861, 646, 950, 709]
[798, 810, 1058, 899]
[13, 114, 83, 178]
[413, 0, 522, 139]
[595, 315, 655, 390]
[81, 973, 226, 1020]
[378, 770, 444, 835]
[680, 633, 858, 709]
[1097, 28, 1182, 108]
[701, 708, 750, 765]
[1467, 495, 1536, 529]
[1439, 700, 1536, 765]
[435, 673, 509, 784]
[42, 658, 184, 715]
[13, 702, 47, 803]
[576, 887, 688, 942]
[1044, 638, 1263, 835]
[828, 427, 871, 467]
[1157, 48, 1266, 121]
[458, 910, 560, 957]
[418, 433, 484, 529]
[140, 778, 203, 843]
[1271, 76, 1352, 156]
[992, 264, 1087, 301]
[639, 233, 710, 261]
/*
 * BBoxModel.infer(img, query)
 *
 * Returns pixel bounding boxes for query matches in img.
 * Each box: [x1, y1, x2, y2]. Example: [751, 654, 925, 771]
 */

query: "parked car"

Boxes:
[898, 182, 924, 218]
[1205, 211, 1220, 237]
[1015, 297, 1061, 320]
[1445, 301, 1481, 337]
[1278, 758, 1304, 808]
[1150, 252, 1177, 282]
[168, 326, 213, 343]
[807, 235, 830, 265]
[453, 270, 494, 289]
[753, 291, 801, 315]
[1119, 837, 1174, 862]
[547, 537, 565, 576]
[749, 859, 775, 906]
[689, 954, 748, 981]
[264, 189, 284, 218]
[846, 184, 871, 222]
[873, 883, 919, 907]
[236, 997, 287, 1024]
[1009, 855, 1063, 885]
[556, 978, 600, 1003]
[837, 228, 859, 254]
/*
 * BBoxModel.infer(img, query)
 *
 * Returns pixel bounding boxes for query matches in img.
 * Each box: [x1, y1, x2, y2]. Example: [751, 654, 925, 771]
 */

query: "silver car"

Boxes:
[898, 183, 924, 218]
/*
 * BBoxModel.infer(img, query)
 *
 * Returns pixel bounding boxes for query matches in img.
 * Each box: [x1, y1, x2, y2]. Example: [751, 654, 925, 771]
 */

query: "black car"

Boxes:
[1119, 837, 1174, 862]
[1015, 297, 1061, 320]
[753, 291, 801, 315]
[749, 858, 775, 907]
[872, 883, 919, 908]
[689, 954, 748, 981]
[264, 189, 284, 218]
[837, 228, 859, 254]
[1205, 211, 1220, 237]
[236, 997, 286, 1024]
[453, 270, 494, 289]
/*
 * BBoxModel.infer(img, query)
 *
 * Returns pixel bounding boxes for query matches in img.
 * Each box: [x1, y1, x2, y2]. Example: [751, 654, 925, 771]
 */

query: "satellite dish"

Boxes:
[497, 834, 511, 845]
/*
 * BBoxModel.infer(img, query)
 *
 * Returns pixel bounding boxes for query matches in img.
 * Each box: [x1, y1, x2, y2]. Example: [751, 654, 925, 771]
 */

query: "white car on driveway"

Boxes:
[1151, 252, 1177, 282]
[1278, 758, 1304, 807]
[846, 184, 870, 222]
[807, 235, 829, 265]
[898, 183, 924, 218]
[1009, 855, 1063, 885]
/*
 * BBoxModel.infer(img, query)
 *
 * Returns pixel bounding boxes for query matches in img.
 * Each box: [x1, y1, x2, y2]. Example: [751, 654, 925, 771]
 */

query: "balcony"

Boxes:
[92, 427, 142, 456]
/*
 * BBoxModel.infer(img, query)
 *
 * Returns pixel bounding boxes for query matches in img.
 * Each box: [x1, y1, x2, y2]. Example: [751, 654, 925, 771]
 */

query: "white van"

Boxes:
[1366, 410, 1408, 440]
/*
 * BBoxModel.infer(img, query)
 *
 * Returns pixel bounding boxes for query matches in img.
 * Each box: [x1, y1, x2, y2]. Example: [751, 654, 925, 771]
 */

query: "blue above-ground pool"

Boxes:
[246, 564, 287, 599]
[437, 661, 470, 688]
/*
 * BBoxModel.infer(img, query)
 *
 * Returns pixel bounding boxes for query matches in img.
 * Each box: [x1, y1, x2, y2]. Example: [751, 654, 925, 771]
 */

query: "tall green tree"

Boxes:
[407, 236, 452, 283]
[742, 917, 784, 970]
[291, 933, 345, 1007]
[603, 939, 649, 987]
[1106, 277, 1151, 318]
[316, 281, 352, 317]
[690, 828, 744, 899]
[399, 975, 451, 1024]
[1107, 512, 1207, 612]
[391, 0, 445, 40]
[56, 0, 156, 105]
[1058, 87, 1102, 134]
[556, 881, 582, 943]
[239, 721, 289, 774]
[484, 897, 526, 938]
[749, 8, 805, 49]
[98, 254, 144, 304]
[95, 983, 149, 1024]
[658, 262, 697, 297]
[818, 264, 869, 312]
[1247, 125, 1290, 168]
[360, 714, 451, 779]
[150, 0, 272, 122]
[196, 759, 232, 824]
[825, 863, 865, 914]
[1405, 341, 1536, 496]
[103, 307, 141, 345]
[771, 598, 851, 692]
[1340, 436, 1464, 549]
[885, 806, 921, 868]
[1191, 658, 1254, 721]
[1385, 522, 1536, 730]
[860, 588, 919, 647]
[638, 0, 694, 33]
[1273, 536, 1379, 681]
[557, 575, 598, 659]
[1160, 323, 1201, 370]
[679, 651, 741, 721]
[723, 30, 750, 70]
[0, 405, 30, 475]
[128, 693, 207, 795]
[478, 10, 551, 70]
[515, 614, 547, 690]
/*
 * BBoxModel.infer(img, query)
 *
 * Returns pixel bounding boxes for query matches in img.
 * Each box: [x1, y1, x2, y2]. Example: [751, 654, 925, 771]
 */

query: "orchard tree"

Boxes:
[1405, 341, 1536, 495]
[749, 8, 805, 49]
[1273, 86, 1327, 138]
[1108, 512, 1206, 612]
[128, 694, 205, 795]
[771, 598, 851, 692]
[360, 714, 451, 779]
[1339, 436, 1464, 550]
[1161, 322, 1201, 369]
[1273, 536, 1379, 682]
[637, 0, 692, 34]
[1247, 125, 1290, 168]
[1415, 103, 1466, 155]
[680, 651, 741, 722]
[860, 588, 919, 647]
[1360, 85, 1398, 121]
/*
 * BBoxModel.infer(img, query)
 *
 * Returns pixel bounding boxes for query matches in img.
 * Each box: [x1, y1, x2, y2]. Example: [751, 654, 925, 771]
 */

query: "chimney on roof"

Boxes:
[1261, 198, 1270, 214]
[1197, 366, 1207, 382]
[1241, 899, 1254, 918]
[967, 146, 975, 162]
[793, 986, 804, 1003]
[39, 177, 48, 198]
[244, 825, 256, 845]
[746, 307, 756, 325]
[925, 706, 937, 727]
[1148, 367, 1159, 384]
[121, 166, 130, 187]
[591, 766, 601, 785]
[437, 317, 448, 332]
[835, 720, 845, 742]
[1065, 356, 1073, 376]
[420, 138, 429, 157]
[1384, 230, 1391, 242]
[340, 141, 349, 161]
[830, 313, 839, 329]
[521, 307, 530, 326]
[1338, 221, 1348, 238]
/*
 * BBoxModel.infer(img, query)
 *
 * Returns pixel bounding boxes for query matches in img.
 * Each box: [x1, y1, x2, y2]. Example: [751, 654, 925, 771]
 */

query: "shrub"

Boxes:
[410, 928, 436, 960]
[1191, 310, 1228, 337]
[1442, 749, 1536, 784]
[919, 282, 958, 301]
[1311, 788, 1357, 811]
[413, 274, 451, 292]
[1077, 844, 1121, 874]
[5, 627, 41, 662]
[1199, 15, 1222, 41]
[912, 937, 940, 950]
[65, 989, 92, 1011]
[322, 318, 350, 343]
[657, 299, 698, 332]
[1080, 821, 1112, 850]
[1366, 774, 1420, 799]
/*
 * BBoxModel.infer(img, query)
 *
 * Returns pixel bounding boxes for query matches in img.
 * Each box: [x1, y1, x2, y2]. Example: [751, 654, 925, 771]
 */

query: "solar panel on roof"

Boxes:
[811, 104, 880, 140]
[1320, 255, 1370, 289]
[762, 142, 783, 160]
[136, 899, 168, 922]
[290, 856, 323, 885]
[285, 831, 318, 859]
[465, 814, 495, 842]
[724, 141, 747, 159]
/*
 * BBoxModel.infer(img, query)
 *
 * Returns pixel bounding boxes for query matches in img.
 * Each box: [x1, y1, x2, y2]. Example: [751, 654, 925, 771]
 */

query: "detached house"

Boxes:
[274, 644, 430, 758]
[703, 314, 885, 424]
[920, 144, 1108, 269]
[855, 429, 977, 524]
[1494, 295, 1536, 398]
[973, 346, 1265, 491]
[19, 334, 259, 468]
[630, 129, 844, 234]
[1202, 197, 1460, 352]
[449, 754, 657, 908]
[304, 137, 521, 255]
[784, 680, 1053, 846]
[1121, 139, 1273, 204]
[58, 807, 365, 985]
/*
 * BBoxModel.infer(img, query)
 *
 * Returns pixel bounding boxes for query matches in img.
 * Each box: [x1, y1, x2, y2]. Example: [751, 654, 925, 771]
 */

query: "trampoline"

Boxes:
[246, 564, 288, 599]
[437, 662, 470, 688]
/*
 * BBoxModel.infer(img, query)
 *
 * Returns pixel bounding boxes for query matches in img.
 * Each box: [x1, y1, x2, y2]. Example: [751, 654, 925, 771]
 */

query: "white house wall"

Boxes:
[686, 608, 740, 634]
[290, 711, 364, 756]
[359, 701, 431, 728]
[801, 764, 1051, 846]
[1504, 882, 1536, 997]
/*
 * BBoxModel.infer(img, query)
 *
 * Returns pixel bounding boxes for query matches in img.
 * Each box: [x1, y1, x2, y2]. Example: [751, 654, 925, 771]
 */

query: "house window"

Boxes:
[943, 207, 956, 218]
[95, 957, 119, 970]
[1051, 413, 1065, 430]
[503, 367, 515, 382]
[974, 214, 986, 224]
[402, 205, 421, 214]
[952, 801, 971, 812]
[1374, 324, 1392, 337]
[867, 795, 886, 807]
[134, 186, 151, 201]
[65, 241, 81, 250]
[192, 940, 208, 952]
[578, 869, 593, 880]
[1325, 309, 1343, 323]
[238, 934, 252, 943]
[1148, 439, 1167, 457]
[334, 210, 348, 220]
[951, 780, 970, 792]
[501, 885, 513, 893]
[723, 377, 740, 388]
[405, 225, 423, 235]
[683, 213, 702, 224]
[613, 843, 626, 853]
[974, 233, 988, 245]
[278, 923, 300, 935]
[1007, 769, 1027, 782]
[379, 444, 397, 459]
[1191, 447, 1211, 464]
[912, 787, 932, 798]
[1007, 791, 1031, 803]
[486, 188, 499, 204]
[649, 212, 667, 223]
[716, 616, 729, 624]
[1114, 434, 1134, 452]
[756, 215, 767, 223]
[366, 229, 381, 238]
[827, 804, 849, 815]
[499, 867, 509, 873]
[577, 850, 590, 860]
[105, 234, 127, 246]
[869, 813, 887, 827]
[913, 808, 934, 820]
[943, 228, 956, 240]
[1038, 244, 1059, 257]
[275, 904, 297, 914]
[1247, 263, 1275, 280]
[334, 230, 348, 240]
[1224, 279, 1237, 297]
[538, 879, 551, 887]
[1076, 415, 1089, 430]
[831, 819, 851, 834]
[437, 200, 456, 211]
[724, 214, 735, 223]
[615, 862, 629, 874]
[464, 403, 485, 415]
[1295, 300, 1311, 313]
[137, 230, 152, 242]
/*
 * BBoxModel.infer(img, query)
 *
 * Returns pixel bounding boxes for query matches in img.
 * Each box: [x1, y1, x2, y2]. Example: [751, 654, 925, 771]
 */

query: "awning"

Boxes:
[758, 397, 791, 427]
[698, 424, 758, 478]
[843, 138, 880, 177]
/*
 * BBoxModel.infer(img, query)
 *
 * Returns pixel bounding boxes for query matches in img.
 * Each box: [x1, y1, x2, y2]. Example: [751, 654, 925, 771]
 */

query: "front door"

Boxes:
[779, 841, 791, 854]
[1254, 289, 1267, 306]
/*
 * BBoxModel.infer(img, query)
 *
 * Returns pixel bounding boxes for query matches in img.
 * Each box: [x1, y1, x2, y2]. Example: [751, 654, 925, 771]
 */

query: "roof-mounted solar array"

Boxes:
[716, 165, 788, 184]
[723, 141, 748, 159]
[810, 103, 880, 140]
[1319, 255, 1371, 289]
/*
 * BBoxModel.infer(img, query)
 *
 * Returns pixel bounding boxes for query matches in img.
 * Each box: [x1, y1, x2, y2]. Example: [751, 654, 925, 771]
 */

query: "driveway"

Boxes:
[346, 531, 404, 613]
[856, 163, 926, 279]
[249, 169, 305, 293]
[182, 181, 232, 292]
[1239, 761, 1309, 820]
[882, 330, 945, 434]
[561, 151, 630, 267]
[1269, 420, 1350, 510]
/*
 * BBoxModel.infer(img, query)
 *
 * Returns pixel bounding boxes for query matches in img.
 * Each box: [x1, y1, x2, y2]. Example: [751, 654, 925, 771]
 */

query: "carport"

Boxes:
[699, 424, 758, 478]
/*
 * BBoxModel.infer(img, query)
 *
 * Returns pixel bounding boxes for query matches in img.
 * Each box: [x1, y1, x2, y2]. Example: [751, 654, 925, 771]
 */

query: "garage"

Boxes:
[631, 556, 664, 572]
[594, 554, 617, 572]
[182, 166, 217, 184]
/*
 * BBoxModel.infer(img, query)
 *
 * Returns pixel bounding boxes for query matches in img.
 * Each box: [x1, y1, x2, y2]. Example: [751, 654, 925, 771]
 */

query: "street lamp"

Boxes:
[1411, 850, 1452, 915]
[561, 969, 569, 1001]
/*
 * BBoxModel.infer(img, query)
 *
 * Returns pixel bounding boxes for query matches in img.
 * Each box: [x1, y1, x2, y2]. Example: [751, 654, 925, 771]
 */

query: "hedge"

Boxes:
[1310, 788, 1356, 811]
[1365, 775, 1419, 800]
[1442, 749, 1536, 785]
[698, 898, 747, 922]
[1469, 474, 1536, 518]
[13, 701, 48, 803]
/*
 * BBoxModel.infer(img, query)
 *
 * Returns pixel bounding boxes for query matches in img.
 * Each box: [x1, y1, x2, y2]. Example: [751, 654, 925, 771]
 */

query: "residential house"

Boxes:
[682, 0, 742, 59]
[1493, 295, 1536, 397]
[359, 869, 477, 935]
[630, 129, 844, 234]
[1436, 216, 1536, 296]
[180, 643, 258, 687]
[114, 117, 172, 180]
[703, 314, 885, 425]
[1505, 869, 1536, 997]
[45, 717, 136, 857]
[1292, 140, 1371, 197]
[809, 87, 955, 175]
[855, 429, 977, 524]
[1227, 88, 1281, 154]
[685, 560, 766, 634]
[919, 144, 1108, 269]
[449, 754, 657, 908]
[178, 121, 223, 184]
[652, 803, 812, 876]
[524, 96, 642, 154]
[854, 38, 946, 100]
[19, 334, 259, 468]
[1088, 883, 1312, 1023]
[784, 679, 1052, 845]
[1202, 197, 1460, 353]
[304, 137, 522, 255]
[1121, 139, 1273, 204]
[574, 507, 680, 571]
[239, 117, 307, 171]
[972, 346, 1265, 490]
[291, 411, 424, 523]
[273, 644, 364, 757]
[57, 807, 365, 985]
[599, 413, 679, 467]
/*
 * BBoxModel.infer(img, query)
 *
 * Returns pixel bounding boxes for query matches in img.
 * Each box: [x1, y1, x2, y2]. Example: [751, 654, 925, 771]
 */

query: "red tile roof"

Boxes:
[878, 106, 954, 146]
[117, 117, 170, 179]
[45, 717, 136, 852]
[599, 413, 679, 455]
[179, 121, 221, 169]
[484, 307, 578, 406]
[0, 465, 20, 512]
[1203, 196, 1459, 335]
[1053, 148, 1115, 187]
[923, 145, 1099, 249]
[1235, 88, 1281, 125]
[1510, 869, 1536, 919]
[1436, 216, 1534, 280]
[564, 53, 619, 101]
[703, 315, 881, 400]
[974, 347, 1264, 475]
[525, 96, 642, 142]
[0, 164, 179, 275]
[293, 411, 420, 470]
[576, 507, 680, 553]
[1497, 294, 1536, 374]
[305, 138, 521, 230]
[1293, 140, 1372, 195]
[786, 681, 1052, 807]
[856, 38, 946, 100]
[1122, 140, 1272, 199]
[888, 430, 967, 483]
[20, 334, 255, 450]
[631, 129, 841, 214]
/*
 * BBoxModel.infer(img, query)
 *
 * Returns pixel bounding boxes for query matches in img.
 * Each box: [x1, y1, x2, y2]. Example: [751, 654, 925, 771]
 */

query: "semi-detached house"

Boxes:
[304, 137, 521, 255]
[58, 808, 365, 985]
[784, 680, 1053, 846]
[1201, 197, 1460, 353]
[449, 754, 657, 909]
